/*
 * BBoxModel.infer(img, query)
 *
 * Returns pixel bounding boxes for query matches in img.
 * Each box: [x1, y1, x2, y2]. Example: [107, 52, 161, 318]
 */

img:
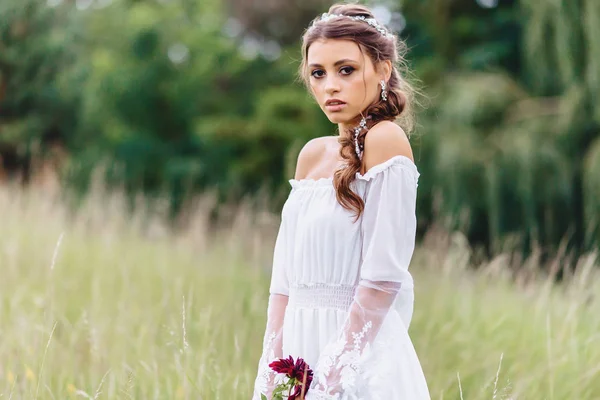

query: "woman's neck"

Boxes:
[338, 117, 360, 135]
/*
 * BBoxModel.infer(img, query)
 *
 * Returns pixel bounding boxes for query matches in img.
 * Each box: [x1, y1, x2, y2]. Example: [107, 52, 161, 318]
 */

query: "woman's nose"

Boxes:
[324, 77, 340, 95]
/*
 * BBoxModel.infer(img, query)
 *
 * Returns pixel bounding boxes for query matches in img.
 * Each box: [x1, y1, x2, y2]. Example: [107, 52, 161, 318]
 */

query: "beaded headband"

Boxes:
[313, 13, 394, 39]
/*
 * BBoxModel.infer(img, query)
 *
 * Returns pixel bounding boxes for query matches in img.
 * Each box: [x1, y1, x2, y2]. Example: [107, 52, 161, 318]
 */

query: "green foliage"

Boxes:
[1, 0, 599, 256]
[0, 0, 76, 165]
[51, 0, 328, 212]
[584, 137, 600, 248]
[400, 0, 521, 80]
[414, 0, 599, 256]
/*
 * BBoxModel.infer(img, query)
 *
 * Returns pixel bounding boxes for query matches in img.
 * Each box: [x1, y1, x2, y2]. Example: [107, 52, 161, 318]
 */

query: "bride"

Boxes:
[252, 3, 430, 399]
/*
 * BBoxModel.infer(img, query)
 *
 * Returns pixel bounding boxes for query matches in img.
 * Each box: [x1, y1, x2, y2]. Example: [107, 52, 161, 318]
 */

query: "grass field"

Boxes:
[1, 186, 599, 399]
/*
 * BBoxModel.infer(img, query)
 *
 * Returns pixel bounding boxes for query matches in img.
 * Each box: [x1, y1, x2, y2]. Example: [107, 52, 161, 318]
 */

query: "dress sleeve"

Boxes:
[252, 197, 293, 399]
[307, 159, 419, 399]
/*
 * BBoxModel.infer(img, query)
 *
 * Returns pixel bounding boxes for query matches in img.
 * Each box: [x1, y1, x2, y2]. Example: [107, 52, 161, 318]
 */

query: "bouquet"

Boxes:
[261, 355, 313, 400]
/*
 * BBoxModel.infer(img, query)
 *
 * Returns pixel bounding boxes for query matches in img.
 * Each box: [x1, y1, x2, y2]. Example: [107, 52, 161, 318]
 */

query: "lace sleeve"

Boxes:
[252, 199, 294, 399]
[307, 161, 419, 399]
[253, 294, 289, 399]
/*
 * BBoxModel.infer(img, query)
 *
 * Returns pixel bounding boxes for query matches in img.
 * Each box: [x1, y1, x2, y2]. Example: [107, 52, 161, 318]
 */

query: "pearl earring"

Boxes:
[380, 80, 387, 101]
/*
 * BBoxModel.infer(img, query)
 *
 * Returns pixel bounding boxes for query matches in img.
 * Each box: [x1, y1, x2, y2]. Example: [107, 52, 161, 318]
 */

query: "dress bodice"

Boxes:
[271, 155, 420, 307]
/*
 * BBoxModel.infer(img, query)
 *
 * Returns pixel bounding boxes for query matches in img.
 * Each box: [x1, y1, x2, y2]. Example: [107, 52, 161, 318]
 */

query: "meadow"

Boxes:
[1, 186, 599, 399]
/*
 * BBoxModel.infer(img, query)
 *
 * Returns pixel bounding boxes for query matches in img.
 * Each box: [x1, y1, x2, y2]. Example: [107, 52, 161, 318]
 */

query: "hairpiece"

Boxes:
[353, 115, 372, 160]
[314, 13, 394, 39]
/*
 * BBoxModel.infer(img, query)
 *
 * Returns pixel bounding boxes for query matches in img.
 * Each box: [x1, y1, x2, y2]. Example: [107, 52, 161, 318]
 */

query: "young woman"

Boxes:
[252, 3, 430, 399]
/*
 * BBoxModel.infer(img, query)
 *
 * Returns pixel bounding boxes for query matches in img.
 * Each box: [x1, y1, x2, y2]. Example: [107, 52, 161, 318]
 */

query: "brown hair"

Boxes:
[299, 3, 416, 219]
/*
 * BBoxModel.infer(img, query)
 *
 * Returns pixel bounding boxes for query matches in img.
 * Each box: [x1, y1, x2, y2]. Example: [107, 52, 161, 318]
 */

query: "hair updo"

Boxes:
[299, 3, 416, 219]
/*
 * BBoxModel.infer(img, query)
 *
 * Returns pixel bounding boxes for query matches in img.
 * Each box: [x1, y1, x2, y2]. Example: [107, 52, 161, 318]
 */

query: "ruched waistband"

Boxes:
[288, 283, 355, 310]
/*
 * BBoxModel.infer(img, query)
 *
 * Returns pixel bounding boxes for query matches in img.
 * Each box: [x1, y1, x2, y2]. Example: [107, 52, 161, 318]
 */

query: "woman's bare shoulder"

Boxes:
[363, 121, 413, 171]
[293, 136, 335, 180]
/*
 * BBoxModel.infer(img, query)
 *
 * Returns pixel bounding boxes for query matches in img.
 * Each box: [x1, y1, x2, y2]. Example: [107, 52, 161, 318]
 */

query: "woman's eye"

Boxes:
[310, 67, 353, 78]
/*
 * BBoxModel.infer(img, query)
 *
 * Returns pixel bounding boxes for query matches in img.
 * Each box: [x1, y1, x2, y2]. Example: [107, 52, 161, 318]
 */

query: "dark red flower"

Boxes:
[292, 357, 313, 387]
[269, 355, 296, 377]
[269, 356, 313, 399]
[289, 379, 312, 400]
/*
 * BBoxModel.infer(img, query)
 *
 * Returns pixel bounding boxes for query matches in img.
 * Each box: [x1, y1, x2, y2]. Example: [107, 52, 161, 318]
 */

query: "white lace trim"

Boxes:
[254, 331, 277, 395]
[310, 321, 373, 397]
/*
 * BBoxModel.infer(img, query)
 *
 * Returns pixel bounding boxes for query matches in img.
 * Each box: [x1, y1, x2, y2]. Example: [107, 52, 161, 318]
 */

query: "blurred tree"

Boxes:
[417, 0, 600, 259]
[400, 0, 521, 81]
[224, 0, 331, 46]
[60, 0, 327, 214]
[520, 0, 600, 254]
[0, 0, 76, 181]
[1, 0, 599, 259]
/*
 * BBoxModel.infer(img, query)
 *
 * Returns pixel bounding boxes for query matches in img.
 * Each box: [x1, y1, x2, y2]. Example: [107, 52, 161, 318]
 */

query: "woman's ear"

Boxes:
[380, 60, 392, 82]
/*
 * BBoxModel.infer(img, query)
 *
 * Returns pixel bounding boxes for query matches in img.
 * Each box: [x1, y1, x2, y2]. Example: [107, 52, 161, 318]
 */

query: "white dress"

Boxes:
[252, 155, 430, 400]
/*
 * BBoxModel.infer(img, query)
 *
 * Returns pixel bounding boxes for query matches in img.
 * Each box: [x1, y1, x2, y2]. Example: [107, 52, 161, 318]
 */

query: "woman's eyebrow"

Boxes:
[308, 59, 358, 68]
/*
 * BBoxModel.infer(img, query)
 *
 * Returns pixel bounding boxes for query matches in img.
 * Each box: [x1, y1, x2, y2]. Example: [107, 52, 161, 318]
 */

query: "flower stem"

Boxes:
[301, 364, 308, 399]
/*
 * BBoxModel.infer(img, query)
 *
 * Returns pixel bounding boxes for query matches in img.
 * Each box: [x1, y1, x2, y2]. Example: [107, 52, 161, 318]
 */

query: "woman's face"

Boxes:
[306, 38, 382, 127]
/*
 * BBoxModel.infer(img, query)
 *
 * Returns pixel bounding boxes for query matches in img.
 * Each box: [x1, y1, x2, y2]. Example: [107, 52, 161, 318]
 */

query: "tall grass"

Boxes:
[0, 186, 599, 399]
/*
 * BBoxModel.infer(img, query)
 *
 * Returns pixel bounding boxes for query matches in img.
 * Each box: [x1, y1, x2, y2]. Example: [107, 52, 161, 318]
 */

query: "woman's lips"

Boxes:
[325, 102, 347, 112]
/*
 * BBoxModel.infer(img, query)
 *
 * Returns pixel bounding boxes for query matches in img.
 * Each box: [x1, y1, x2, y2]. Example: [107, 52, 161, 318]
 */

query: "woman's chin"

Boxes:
[326, 113, 350, 124]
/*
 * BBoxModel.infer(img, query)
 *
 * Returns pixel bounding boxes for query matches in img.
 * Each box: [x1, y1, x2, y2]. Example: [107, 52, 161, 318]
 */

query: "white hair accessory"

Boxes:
[314, 13, 394, 39]
[353, 115, 370, 160]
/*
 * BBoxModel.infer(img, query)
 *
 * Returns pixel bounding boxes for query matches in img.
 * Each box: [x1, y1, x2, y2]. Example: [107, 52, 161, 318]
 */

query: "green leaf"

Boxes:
[261, 395, 267, 400]
[272, 385, 287, 396]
